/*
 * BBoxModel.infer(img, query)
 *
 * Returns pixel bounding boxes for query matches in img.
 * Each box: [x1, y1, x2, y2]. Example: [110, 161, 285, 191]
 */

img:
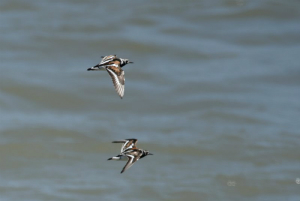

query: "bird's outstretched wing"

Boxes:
[106, 65, 125, 99]
[100, 55, 117, 66]
[112, 139, 138, 153]
[120, 150, 141, 173]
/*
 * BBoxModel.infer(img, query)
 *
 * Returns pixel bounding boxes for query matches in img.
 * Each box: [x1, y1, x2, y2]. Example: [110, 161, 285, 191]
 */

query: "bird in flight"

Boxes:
[108, 139, 153, 173]
[87, 55, 133, 99]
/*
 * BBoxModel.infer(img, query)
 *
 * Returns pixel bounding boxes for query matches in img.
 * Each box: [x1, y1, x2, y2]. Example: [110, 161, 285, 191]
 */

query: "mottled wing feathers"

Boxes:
[121, 155, 135, 174]
[112, 139, 138, 153]
[120, 149, 142, 173]
[106, 66, 125, 99]
[100, 55, 116, 66]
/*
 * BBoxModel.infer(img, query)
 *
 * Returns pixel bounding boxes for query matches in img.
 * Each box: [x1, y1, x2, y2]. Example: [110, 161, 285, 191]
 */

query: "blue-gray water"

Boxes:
[1, 0, 300, 200]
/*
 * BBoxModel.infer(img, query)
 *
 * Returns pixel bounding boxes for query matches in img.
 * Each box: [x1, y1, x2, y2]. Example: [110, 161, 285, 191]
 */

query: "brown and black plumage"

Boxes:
[108, 139, 153, 173]
[87, 55, 133, 99]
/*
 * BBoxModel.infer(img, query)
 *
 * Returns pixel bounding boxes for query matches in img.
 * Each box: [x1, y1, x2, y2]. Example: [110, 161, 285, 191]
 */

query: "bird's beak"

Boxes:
[87, 64, 103, 71]
[129, 61, 134, 64]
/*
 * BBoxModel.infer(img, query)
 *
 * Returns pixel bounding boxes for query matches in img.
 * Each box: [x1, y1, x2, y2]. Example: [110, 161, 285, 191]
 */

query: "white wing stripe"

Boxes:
[106, 68, 122, 86]
[106, 68, 125, 98]
[100, 55, 115, 65]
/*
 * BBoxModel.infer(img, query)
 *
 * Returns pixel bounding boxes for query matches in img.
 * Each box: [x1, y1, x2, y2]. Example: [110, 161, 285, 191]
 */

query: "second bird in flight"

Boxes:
[108, 139, 153, 174]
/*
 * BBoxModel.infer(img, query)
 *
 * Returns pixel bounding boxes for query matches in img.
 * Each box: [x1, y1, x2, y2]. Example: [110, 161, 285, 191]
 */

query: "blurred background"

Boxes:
[1, 0, 300, 200]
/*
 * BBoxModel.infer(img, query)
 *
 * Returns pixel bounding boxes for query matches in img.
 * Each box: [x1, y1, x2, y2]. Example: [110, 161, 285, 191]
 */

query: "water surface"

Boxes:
[1, 0, 300, 200]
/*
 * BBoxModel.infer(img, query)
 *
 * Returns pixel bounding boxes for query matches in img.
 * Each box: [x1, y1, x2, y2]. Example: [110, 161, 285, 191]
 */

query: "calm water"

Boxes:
[1, 0, 300, 200]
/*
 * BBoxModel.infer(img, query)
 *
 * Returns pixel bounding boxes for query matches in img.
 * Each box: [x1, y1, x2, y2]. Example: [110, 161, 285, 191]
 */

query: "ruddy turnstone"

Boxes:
[87, 55, 133, 99]
[108, 139, 153, 174]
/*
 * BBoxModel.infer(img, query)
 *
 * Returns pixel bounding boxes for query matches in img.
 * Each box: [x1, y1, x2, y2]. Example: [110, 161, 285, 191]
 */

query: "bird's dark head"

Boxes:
[141, 150, 153, 159]
[119, 58, 133, 67]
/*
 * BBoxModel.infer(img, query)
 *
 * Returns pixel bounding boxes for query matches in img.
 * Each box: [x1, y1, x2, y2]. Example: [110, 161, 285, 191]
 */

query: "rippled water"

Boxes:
[1, 0, 300, 200]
